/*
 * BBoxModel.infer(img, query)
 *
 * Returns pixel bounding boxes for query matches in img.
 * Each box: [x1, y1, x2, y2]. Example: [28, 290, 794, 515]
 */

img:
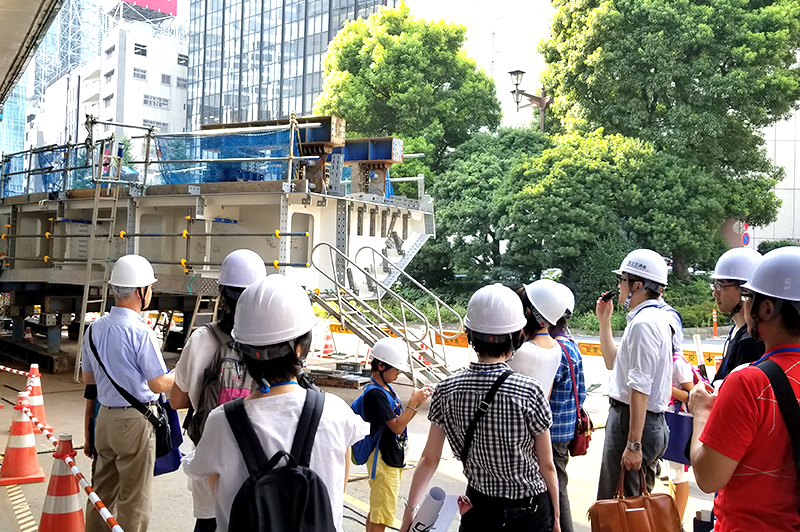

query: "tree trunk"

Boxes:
[672, 252, 690, 280]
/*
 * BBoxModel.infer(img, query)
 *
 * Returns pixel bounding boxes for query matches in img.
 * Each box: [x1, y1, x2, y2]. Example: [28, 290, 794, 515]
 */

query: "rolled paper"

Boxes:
[410, 486, 446, 532]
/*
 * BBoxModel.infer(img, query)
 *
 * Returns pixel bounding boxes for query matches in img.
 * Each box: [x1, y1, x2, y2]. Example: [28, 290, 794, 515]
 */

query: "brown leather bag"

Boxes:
[588, 469, 682, 532]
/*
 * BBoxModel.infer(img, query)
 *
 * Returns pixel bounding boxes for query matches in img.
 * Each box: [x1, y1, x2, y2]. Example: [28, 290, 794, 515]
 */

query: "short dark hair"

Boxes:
[516, 287, 547, 336]
[625, 274, 661, 300]
[241, 330, 312, 384]
[371, 358, 383, 371]
[467, 328, 515, 357]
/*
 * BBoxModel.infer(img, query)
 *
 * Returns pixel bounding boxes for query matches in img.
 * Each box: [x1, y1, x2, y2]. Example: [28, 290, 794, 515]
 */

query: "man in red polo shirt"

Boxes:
[690, 246, 800, 532]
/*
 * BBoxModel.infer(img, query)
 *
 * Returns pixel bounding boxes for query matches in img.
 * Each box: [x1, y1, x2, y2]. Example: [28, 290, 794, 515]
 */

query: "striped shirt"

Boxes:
[428, 361, 552, 499]
[549, 339, 586, 442]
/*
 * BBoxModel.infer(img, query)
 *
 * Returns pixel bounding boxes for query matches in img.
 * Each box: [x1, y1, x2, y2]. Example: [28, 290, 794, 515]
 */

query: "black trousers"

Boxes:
[459, 486, 553, 531]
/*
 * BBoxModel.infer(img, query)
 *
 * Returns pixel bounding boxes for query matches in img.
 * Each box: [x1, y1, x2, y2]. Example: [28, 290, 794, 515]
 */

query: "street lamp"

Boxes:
[508, 70, 553, 132]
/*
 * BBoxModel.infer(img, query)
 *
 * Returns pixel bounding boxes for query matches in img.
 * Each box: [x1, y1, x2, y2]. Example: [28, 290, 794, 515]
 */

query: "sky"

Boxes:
[403, 0, 555, 127]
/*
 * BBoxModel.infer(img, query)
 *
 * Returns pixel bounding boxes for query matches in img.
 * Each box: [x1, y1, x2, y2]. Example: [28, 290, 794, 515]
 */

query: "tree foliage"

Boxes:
[505, 130, 728, 306]
[540, 0, 796, 226]
[405, 128, 550, 291]
[313, 2, 502, 170]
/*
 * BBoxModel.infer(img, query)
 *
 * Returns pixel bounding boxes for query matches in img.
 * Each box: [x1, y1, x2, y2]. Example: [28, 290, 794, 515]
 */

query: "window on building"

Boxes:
[133, 68, 147, 80]
[178, 54, 189, 66]
[161, 74, 171, 86]
[176, 77, 188, 89]
[134, 43, 147, 56]
[143, 95, 169, 109]
[105, 45, 115, 59]
[103, 95, 113, 108]
[143, 119, 169, 130]
[104, 70, 115, 83]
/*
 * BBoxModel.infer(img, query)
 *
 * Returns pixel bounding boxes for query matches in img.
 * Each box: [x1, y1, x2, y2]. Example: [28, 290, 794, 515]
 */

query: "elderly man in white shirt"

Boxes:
[595, 249, 673, 499]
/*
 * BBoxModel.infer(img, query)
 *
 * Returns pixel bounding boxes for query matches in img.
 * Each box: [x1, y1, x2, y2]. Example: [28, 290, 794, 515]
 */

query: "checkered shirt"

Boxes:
[428, 361, 552, 499]
[549, 340, 587, 443]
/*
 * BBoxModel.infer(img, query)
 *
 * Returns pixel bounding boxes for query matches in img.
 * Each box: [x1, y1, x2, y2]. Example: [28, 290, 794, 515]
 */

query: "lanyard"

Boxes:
[370, 378, 401, 410]
[753, 347, 800, 366]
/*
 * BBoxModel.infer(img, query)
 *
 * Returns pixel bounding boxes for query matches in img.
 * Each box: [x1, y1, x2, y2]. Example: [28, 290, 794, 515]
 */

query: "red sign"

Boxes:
[123, 0, 177, 16]
[742, 232, 751, 246]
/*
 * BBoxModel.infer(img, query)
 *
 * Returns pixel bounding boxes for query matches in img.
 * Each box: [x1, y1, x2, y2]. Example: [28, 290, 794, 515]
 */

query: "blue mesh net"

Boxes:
[1, 154, 26, 197]
[35, 148, 67, 192]
[153, 129, 298, 185]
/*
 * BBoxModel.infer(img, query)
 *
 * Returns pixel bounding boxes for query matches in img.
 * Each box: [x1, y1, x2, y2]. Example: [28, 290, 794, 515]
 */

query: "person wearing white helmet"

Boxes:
[358, 337, 431, 532]
[170, 249, 267, 532]
[595, 249, 673, 499]
[547, 282, 586, 532]
[187, 275, 368, 532]
[709, 248, 765, 384]
[82, 254, 174, 532]
[690, 247, 800, 532]
[508, 279, 568, 396]
[402, 284, 560, 532]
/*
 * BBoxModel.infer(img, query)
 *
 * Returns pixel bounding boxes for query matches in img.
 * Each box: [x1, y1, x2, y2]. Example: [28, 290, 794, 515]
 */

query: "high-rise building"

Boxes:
[187, 0, 395, 129]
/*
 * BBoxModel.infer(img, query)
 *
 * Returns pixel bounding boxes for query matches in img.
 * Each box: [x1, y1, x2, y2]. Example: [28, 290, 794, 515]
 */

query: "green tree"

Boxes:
[120, 135, 137, 171]
[313, 2, 501, 170]
[405, 127, 550, 290]
[757, 238, 800, 254]
[540, 0, 794, 227]
[505, 130, 728, 307]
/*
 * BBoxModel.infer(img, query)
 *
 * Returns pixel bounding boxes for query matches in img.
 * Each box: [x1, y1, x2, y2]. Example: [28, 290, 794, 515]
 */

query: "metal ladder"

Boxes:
[186, 295, 220, 336]
[309, 242, 463, 385]
[73, 145, 124, 381]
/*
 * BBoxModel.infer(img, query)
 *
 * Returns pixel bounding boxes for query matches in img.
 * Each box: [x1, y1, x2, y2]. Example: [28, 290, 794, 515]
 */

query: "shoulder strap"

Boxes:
[757, 359, 800, 512]
[204, 322, 224, 348]
[460, 370, 513, 464]
[290, 389, 325, 468]
[558, 341, 581, 421]
[88, 326, 161, 428]
[224, 397, 270, 477]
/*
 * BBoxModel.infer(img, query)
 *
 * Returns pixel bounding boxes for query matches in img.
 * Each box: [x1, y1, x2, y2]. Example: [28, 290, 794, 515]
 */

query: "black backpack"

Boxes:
[224, 390, 336, 532]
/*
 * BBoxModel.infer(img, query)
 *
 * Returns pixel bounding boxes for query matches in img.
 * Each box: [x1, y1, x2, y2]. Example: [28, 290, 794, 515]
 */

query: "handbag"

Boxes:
[88, 326, 182, 469]
[663, 403, 693, 466]
[588, 469, 682, 532]
[559, 341, 593, 456]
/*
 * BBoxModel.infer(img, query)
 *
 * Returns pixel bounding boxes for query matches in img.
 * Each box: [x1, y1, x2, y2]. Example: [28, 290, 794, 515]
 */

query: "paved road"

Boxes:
[0, 330, 715, 532]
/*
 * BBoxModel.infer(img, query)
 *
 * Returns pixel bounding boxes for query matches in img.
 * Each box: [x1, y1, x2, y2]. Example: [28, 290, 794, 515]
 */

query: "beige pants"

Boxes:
[86, 405, 155, 532]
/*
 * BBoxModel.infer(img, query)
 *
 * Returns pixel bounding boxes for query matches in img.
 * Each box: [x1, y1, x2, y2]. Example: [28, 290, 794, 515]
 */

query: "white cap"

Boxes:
[232, 274, 316, 347]
[613, 249, 668, 286]
[109, 254, 157, 287]
[370, 337, 411, 372]
[464, 283, 527, 337]
[524, 279, 569, 327]
[742, 247, 800, 302]
[710, 248, 762, 282]
[219, 249, 267, 288]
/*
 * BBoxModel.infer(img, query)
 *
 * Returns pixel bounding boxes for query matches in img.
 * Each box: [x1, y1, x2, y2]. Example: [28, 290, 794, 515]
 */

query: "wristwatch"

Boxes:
[626, 440, 642, 452]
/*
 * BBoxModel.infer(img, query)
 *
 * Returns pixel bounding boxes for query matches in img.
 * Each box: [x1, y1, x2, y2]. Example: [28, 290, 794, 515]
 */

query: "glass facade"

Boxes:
[0, 78, 29, 196]
[187, 0, 393, 129]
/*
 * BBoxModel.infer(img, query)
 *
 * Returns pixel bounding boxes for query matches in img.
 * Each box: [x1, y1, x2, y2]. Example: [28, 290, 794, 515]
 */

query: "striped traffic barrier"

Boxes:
[25, 364, 52, 431]
[0, 392, 45, 486]
[0, 364, 32, 377]
[40, 433, 84, 532]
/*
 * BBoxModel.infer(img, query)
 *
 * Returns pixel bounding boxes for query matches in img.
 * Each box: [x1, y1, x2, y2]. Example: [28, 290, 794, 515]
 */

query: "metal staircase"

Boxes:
[309, 243, 463, 385]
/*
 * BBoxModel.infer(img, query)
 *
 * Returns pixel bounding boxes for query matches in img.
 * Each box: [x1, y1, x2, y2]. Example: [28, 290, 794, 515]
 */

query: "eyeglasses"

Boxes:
[740, 291, 754, 301]
[617, 276, 630, 286]
[710, 281, 739, 292]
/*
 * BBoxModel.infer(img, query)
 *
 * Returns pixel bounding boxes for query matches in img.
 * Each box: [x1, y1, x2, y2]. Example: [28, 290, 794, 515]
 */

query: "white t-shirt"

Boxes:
[608, 300, 673, 413]
[174, 326, 219, 518]
[508, 340, 562, 395]
[672, 356, 694, 388]
[186, 389, 368, 532]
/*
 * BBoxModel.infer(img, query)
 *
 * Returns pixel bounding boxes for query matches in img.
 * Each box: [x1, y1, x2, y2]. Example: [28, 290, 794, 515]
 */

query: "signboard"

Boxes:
[123, 0, 177, 16]
[742, 232, 750, 246]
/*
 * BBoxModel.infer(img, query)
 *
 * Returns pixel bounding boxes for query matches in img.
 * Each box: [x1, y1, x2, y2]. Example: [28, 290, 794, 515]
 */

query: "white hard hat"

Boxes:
[232, 274, 317, 348]
[524, 279, 569, 327]
[219, 249, 267, 288]
[710, 248, 762, 282]
[464, 283, 527, 337]
[371, 337, 411, 372]
[742, 247, 800, 302]
[555, 282, 575, 316]
[109, 254, 157, 287]
[614, 249, 669, 286]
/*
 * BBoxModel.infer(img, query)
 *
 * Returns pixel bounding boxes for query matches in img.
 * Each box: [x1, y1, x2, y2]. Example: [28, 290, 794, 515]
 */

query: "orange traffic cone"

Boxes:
[417, 344, 432, 366]
[26, 364, 52, 432]
[40, 433, 84, 532]
[364, 346, 372, 365]
[24, 327, 33, 343]
[322, 327, 335, 358]
[0, 392, 46, 486]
